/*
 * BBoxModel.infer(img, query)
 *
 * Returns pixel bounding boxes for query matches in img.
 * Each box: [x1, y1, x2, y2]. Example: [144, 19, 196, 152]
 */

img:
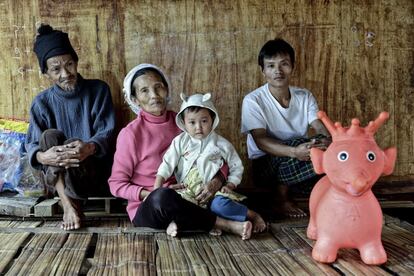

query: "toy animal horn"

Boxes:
[366, 112, 389, 135]
[317, 111, 336, 135]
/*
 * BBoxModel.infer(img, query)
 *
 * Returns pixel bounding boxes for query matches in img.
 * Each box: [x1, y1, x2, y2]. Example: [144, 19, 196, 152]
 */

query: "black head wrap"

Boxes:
[33, 24, 79, 73]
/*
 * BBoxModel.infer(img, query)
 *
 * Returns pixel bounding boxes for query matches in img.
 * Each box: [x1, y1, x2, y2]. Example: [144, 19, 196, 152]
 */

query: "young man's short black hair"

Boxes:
[258, 38, 295, 70]
[130, 68, 168, 97]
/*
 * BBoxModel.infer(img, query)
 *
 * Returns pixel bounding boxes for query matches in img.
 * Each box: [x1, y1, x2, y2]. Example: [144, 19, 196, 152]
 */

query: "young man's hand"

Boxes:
[312, 136, 332, 150]
[293, 141, 315, 161]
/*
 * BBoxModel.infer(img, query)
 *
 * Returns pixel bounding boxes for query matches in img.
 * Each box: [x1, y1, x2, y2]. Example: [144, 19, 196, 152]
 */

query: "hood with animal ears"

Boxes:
[176, 93, 220, 133]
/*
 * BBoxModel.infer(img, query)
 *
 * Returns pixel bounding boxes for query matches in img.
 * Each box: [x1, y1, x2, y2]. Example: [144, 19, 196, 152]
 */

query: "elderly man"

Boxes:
[25, 24, 116, 230]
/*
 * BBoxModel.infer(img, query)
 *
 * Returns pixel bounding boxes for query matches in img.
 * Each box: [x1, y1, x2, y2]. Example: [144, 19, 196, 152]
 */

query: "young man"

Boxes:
[25, 24, 116, 230]
[241, 38, 330, 218]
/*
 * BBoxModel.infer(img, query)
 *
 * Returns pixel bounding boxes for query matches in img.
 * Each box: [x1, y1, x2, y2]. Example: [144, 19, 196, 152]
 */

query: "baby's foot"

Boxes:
[166, 221, 178, 237]
[227, 221, 252, 240]
[216, 218, 252, 240]
[241, 221, 253, 240]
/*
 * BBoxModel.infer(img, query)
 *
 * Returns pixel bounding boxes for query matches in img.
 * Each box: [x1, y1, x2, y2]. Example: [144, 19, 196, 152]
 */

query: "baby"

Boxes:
[154, 93, 266, 238]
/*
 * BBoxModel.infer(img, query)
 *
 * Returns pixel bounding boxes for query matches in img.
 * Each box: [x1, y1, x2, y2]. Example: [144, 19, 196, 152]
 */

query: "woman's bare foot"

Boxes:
[247, 210, 267, 233]
[215, 218, 252, 240]
[166, 221, 178, 237]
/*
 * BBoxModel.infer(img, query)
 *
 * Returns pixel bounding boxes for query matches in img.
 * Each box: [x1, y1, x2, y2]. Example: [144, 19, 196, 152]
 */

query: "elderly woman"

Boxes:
[109, 64, 252, 239]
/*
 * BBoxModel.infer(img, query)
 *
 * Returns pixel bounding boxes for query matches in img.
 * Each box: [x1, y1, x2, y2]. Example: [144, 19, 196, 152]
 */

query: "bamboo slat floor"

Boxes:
[0, 215, 412, 275]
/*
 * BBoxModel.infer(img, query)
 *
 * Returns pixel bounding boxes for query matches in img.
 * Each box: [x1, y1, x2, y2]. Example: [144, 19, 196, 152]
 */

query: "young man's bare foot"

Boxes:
[215, 218, 252, 240]
[281, 201, 307, 218]
[274, 185, 307, 219]
[166, 221, 178, 237]
[247, 210, 267, 233]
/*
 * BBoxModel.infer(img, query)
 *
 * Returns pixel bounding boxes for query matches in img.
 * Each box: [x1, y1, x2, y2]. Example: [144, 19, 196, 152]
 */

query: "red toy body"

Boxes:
[307, 111, 397, 264]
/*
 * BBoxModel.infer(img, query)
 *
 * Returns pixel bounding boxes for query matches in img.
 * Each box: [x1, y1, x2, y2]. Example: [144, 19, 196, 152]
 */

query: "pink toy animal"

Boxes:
[307, 111, 397, 265]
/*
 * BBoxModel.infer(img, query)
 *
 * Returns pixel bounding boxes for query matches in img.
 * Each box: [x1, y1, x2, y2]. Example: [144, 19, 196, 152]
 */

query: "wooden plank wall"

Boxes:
[0, 0, 412, 181]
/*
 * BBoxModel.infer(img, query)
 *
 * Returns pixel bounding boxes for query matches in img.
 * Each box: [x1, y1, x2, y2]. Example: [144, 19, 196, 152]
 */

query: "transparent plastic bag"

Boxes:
[0, 130, 43, 196]
[14, 155, 43, 197]
[0, 130, 23, 192]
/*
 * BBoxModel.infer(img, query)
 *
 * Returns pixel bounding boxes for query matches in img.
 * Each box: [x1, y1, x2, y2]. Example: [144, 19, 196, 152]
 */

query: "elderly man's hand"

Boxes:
[36, 140, 96, 169]
[195, 177, 223, 205]
[37, 145, 80, 168]
[64, 140, 96, 162]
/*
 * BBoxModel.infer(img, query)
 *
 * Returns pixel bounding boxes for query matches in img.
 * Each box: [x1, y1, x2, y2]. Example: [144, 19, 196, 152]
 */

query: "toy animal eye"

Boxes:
[337, 151, 349, 162]
[366, 151, 376, 162]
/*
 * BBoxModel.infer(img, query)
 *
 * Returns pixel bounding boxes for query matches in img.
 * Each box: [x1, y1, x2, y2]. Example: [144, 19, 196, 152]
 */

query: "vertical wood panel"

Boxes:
[394, 49, 414, 175]
[0, 0, 412, 179]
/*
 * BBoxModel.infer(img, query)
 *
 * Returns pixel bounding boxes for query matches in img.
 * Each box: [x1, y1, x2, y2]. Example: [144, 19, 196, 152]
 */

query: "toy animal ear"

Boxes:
[180, 93, 188, 102]
[202, 93, 212, 102]
[382, 147, 397, 176]
[310, 148, 325, 174]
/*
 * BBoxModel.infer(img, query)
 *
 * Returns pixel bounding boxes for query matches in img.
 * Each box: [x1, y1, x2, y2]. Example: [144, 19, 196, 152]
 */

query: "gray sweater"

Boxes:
[25, 74, 116, 169]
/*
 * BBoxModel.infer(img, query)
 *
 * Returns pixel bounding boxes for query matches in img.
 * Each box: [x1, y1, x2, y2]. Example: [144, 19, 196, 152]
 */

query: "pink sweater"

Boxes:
[108, 110, 181, 221]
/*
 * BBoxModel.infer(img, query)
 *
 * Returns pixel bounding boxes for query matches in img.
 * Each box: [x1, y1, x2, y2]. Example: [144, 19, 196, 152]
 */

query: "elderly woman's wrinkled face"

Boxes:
[46, 54, 78, 92]
[132, 71, 168, 116]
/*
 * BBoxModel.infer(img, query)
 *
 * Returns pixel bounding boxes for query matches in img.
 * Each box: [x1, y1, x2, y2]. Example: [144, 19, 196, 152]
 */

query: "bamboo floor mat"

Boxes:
[0, 215, 412, 275]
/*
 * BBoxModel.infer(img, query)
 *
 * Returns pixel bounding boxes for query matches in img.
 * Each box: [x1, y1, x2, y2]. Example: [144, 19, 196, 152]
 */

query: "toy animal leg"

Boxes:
[359, 241, 387, 265]
[307, 178, 329, 240]
[312, 238, 339, 263]
[306, 220, 317, 240]
[309, 178, 330, 212]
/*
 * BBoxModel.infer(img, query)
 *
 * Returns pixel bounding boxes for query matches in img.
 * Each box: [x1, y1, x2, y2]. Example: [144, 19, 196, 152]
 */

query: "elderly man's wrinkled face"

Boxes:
[46, 54, 78, 92]
[132, 71, 168, 116]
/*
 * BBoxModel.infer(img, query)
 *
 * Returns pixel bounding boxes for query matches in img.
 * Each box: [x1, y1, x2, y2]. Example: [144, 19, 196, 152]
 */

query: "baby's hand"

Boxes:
[221, 183, 236, 193]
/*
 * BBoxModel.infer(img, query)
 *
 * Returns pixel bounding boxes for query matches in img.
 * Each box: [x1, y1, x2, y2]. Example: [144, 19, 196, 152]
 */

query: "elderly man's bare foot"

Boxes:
[216, 218, 252, 240]
[61, 202, 81, 230]
[282, 201, 307, 218]
[55, 174, 83, 231]
[166, 221, 178, 237]
[248, 210, 267, 233]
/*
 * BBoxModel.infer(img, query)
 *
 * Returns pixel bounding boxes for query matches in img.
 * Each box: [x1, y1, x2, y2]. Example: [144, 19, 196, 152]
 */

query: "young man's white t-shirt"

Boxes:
[241, 83, 319, 159]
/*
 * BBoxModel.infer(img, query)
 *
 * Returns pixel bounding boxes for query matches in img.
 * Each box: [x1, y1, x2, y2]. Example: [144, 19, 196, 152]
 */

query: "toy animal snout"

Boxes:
[347, 171, 372, 196]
